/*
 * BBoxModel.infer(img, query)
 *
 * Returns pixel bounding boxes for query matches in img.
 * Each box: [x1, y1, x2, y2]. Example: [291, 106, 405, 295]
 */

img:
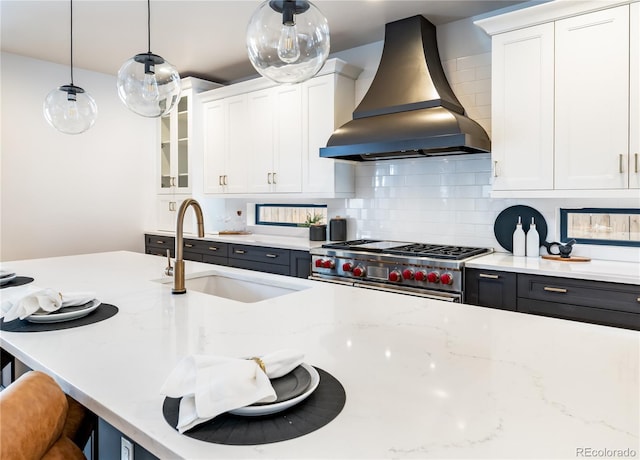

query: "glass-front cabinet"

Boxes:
[159, 97, 191, 194]
[155, 77, 221, 232]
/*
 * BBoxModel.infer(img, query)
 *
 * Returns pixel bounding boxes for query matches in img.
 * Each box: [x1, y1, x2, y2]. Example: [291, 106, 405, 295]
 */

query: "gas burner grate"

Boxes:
[385, 244, 491, 260]
[321, 239, 381, 249]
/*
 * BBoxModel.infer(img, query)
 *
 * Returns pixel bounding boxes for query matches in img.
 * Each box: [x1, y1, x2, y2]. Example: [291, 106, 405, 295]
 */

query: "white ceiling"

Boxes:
[1, 0, 528, 83]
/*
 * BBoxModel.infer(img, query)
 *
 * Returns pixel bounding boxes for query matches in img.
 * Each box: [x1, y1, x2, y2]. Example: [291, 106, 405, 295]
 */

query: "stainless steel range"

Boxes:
[310, 240, 492, 302]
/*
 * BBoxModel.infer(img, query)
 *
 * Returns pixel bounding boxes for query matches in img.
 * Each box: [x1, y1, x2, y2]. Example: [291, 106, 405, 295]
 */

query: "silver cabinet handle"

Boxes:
[184, 243, 193, 248]
[544, 287, 568, 293]
[155, 240, 165, 245]
[266, 254, 278, 258]
[219, 175, 223, 186]
[637, 297, 640, 303]
[224, 175, 228, 185]
[272, 172, 277, 184]
[168, 202, 176, 212]
[493, 160, 498, 177]
[234, 249, 246, 254]
[479, 273, 499, 279]
[267, 172, 272, 184]
[208, 246, 218, 251]
[170, 176, 176, 187]
[635, 153, 638, 173]
[619, 154, 624, 173]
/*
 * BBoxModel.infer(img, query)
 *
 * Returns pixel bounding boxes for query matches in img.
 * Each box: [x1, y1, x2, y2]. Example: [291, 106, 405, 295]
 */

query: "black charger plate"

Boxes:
[494, 205, 548, 252]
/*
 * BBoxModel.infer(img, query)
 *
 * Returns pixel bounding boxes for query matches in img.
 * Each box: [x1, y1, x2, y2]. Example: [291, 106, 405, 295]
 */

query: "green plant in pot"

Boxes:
[301, 213, 326, 240]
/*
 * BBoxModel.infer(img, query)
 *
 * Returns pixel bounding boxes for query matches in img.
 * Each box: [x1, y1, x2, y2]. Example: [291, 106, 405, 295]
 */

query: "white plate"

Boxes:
[26, 299, 101, 323]
[0, 273, 17, 285]
[229, 363, 320, 417]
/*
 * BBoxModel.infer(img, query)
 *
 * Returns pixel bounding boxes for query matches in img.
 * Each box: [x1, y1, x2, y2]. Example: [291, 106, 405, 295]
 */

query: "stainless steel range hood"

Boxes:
[320, 15, 491, 161]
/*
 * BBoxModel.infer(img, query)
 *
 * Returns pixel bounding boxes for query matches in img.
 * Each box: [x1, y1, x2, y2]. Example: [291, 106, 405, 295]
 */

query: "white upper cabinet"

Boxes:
[491, 23, 554, 191]
[157, 77, 220, 195]
[555, 6, 629, 190]
[200, 59, 361, 197]
[630, 2, 639, 189]
[476, 1, 639, 197]
[247, 85, 303, 194]
[302, 72, 358, 197]
[203, 94, 249, 194]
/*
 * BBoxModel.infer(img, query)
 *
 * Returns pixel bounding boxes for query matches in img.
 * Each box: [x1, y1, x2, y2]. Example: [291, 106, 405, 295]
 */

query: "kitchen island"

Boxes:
[1, 251, 638, 459]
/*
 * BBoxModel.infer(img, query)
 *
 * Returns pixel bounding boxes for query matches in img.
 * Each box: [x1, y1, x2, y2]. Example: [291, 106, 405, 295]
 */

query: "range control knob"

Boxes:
[314, 259, 324, 268]
[342, 262, 353, 272]
[321, 259, 335, 269]
[389, 270, 402, 282]
[352, 266, 365, 277]
[427, 272, 440, 283]
[402, 269, 414, 280]
[440, 273, 453, 285]
[415, 270, 428, 282]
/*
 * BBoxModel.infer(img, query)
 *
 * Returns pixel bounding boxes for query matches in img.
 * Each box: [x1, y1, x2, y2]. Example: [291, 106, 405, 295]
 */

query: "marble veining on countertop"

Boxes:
[1, 251, 638, 459]
[467, 252, 640, 285]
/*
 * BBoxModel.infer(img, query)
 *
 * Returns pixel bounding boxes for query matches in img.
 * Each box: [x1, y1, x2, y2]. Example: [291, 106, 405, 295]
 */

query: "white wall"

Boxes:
[0, 52, 156, 261]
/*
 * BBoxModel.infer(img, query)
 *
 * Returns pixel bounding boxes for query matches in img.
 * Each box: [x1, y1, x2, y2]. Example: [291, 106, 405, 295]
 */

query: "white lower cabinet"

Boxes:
[201, 59, 361, 197]
[477, 2, 639, 196]
[156, 197, 194, 233]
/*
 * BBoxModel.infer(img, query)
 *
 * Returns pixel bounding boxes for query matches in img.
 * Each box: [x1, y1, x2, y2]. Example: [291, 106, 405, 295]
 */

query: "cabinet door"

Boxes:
[225, 95, 249, 193]
[630, 2, 640, 189]
[158, 95, 191, 194]
[302, 74, 338, 194]
[273, 85, 302, 192]
[158, 113, 172, 194]
[491, 23, 554, 190]
[203, 100, 227, 194]
[247, 89, 274, 193]
[555, 6, 630, 189]
[464, 268, 517, 311]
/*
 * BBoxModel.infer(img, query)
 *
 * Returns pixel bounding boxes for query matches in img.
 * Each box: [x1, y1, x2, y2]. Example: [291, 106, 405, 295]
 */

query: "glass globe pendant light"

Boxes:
[43, 0, 97, 135]
[116, 0, 181, 118]
[246, 0, 330, 84]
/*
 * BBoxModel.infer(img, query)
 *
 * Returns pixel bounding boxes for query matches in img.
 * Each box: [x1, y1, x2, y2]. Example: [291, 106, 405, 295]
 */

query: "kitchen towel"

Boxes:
[0, 286, 97, 322]
[160, 349, 304, 433]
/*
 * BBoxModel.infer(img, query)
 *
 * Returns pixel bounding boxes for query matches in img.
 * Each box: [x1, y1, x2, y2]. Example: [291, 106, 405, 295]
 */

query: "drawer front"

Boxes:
[145, 234, 175, 249]
[145, 234, 175, 257]
[183, 239, 229, 257]
[229, 244, 290, 266]
[518, 274, 640, 315]
[202, 254, 229, 266]
[229, 258, 290, 276]
[518, 298, 640, 331]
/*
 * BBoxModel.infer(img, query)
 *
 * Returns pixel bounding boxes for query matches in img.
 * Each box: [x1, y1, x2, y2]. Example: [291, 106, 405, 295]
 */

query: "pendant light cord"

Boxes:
[147, 0, 151, 53]
[69, 0, 74, 85]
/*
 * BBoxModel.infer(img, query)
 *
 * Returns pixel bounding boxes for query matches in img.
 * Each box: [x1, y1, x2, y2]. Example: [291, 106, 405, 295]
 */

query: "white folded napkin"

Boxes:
[160, 349, 304, 433]
[0, 286, 97, 322]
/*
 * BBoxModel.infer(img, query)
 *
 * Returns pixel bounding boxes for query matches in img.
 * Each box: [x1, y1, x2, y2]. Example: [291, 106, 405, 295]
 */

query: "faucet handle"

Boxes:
[164, 249, 174, 276]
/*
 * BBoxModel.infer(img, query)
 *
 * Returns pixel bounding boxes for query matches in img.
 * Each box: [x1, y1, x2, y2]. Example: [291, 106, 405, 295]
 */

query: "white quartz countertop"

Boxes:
[1, 251, 638, 459]
[146, 230, 324, 251]
[466, 253, 640, 285]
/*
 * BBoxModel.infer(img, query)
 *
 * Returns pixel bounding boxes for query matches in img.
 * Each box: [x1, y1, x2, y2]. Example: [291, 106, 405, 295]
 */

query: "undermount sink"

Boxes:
[156, 272, 309, 303]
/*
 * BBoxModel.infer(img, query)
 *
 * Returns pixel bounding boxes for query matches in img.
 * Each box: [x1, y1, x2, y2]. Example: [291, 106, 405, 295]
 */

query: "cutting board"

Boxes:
[541, 255, 591, 262]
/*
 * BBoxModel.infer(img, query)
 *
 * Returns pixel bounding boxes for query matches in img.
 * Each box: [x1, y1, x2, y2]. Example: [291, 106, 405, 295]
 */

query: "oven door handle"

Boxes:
[354, 282, 461, 302]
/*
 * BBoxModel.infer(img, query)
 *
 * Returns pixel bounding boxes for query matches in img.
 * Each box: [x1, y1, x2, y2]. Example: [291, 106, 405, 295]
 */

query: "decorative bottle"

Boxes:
[512, 216, 526, 257]
[526, 217, 540, 258]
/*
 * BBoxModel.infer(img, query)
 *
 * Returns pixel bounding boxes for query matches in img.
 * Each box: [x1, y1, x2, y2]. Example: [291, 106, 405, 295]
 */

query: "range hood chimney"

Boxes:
[320, 15, 490, 161]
